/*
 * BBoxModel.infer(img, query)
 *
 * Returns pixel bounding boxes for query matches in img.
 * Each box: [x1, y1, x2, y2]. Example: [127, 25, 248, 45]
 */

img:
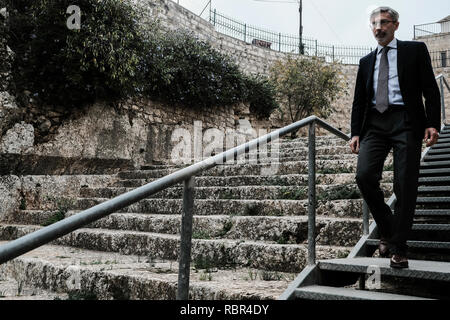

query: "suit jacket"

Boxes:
[350, 40, 441, 140]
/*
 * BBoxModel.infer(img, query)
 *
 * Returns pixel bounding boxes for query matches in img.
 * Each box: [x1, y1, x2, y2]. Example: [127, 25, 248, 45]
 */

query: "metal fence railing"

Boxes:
[430, 50, 450, 69]
[209, 9, 373, 65]
[414, 22, 446, 38]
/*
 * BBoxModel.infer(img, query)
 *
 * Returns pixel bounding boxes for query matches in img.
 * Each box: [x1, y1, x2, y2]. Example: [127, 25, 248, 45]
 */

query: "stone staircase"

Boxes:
[285, 124, 450, 300]
[0, 134, 397, 300]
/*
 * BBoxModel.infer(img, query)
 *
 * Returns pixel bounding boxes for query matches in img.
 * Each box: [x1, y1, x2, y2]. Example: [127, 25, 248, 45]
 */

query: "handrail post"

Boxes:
[307, 121, 316, 266]
[279, 33, 281, 52]
[362, 200, 369, 236]
[177, 176, 195, 300]
[440, 77, 447, 124]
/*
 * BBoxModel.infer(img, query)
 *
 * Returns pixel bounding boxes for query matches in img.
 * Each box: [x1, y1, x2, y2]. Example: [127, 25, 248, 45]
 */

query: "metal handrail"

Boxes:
[0, 115, 350, 299]
[436, 74, 450, 125]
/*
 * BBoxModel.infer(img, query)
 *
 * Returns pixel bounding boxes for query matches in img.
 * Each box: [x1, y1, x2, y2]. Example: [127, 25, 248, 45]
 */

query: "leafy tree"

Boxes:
[7, 0, 151, 108]
[269, 56, 346, 127]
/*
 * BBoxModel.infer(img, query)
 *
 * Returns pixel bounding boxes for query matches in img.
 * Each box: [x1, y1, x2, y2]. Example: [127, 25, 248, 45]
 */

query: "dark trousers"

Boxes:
[356, 107, 422, 255]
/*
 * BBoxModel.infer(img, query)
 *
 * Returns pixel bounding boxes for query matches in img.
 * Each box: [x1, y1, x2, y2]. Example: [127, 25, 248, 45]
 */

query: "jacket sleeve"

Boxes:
[351, 59, 367, 138]
[418, 42, 441, 132]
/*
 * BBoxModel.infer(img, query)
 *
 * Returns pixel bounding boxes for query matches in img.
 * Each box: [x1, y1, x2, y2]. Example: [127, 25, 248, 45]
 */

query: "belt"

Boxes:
[370, 104, 406, 112]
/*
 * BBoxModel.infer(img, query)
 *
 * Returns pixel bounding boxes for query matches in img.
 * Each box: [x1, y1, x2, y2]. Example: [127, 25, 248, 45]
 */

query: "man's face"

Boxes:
[370, 12, 399, 46]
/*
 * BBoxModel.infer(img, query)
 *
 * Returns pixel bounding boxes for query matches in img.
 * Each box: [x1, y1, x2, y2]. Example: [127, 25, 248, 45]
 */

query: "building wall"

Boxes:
[416, 31, 450, 124]
[416, 32, 450, 54]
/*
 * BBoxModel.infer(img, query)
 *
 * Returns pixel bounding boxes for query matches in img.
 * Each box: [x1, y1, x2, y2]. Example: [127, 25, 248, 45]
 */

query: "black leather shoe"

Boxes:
[379, 239, 390, 258]
[390, 254, 408, 268]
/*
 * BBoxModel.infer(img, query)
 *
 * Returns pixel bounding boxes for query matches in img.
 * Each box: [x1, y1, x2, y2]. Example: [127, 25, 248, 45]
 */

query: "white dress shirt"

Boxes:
[372, 38, 405, 106]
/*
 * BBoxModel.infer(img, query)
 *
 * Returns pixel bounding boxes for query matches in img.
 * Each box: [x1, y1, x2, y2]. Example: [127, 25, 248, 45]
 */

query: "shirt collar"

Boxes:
[377, 38, 397, 55]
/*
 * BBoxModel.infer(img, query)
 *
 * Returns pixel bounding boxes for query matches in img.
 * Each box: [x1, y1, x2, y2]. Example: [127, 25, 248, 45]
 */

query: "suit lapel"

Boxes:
[366, 49, 377, 99]
[396, 39, 405, 91]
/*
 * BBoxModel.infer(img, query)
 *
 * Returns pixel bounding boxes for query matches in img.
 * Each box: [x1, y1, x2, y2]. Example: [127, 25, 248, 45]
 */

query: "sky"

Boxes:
[176, 0, 450, 47]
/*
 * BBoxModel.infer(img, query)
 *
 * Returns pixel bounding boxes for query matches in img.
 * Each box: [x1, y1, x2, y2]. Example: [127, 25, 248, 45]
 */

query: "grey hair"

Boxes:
[370, 6, 399, 22]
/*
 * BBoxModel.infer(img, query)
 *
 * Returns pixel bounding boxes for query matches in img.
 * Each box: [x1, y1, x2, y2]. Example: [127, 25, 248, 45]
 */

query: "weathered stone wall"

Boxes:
[2, 98, 242, 166]
[0, 174, 116, 223]
[0, 6, 12, 92]
[144, 0, 359, 135]
[416, 32, 450, 54]
[142, 0, 292, 76]
[416, 32, 450, 124]
[435, 67, 450, 124]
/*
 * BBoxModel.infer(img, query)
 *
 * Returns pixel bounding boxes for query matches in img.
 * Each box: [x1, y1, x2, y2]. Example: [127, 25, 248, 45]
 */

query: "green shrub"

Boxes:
[6, 0, 277, 118]
[317, 185, 361, 201]
[8, 0, 148, 108]
[243, 75, 279, 119]
[144, 31, 278, 114]
[41, 211, 65, 227]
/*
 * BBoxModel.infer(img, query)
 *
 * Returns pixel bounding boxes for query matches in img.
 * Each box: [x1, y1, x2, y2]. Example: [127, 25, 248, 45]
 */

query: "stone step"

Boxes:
[74, 197, 376, 218]
[365, 238, 450, 262]
[0, 154, 133, 176]
[419, 168, 450, 176]
[78, 184, 392, 201]
[163, 148, 359, 164]
[427, 148, 450, 155]
[413, 210, 450, 224]
[416, 197, 450, 208]
[165, 139, 352, 163]
[418, 176, 450, 185]
[430, 142, 450, 149]
[417, 186, 450, 195]
[424, 154, 450, 161]
[319, 257, 450, 282]
[13, 211, 363, 247]
[279, 136, 347, 143]
[435, 138, 450, 143]
[294, 285, 431, 300]
[161, 146, 365, 164]
[276, 139, 349, 149]
[112, 172, 394, 188]
[411, 224, 450, 242]
[420, 160, 450, 168]
[0, 276, 69, 300]
[414, 209, 450, 217]
[0, 225, 351, 273]
[205, 153, 360, 164]
[365, 239, 450, 251]
[118, 159, 394, 179]
[0, 242, 296, 300]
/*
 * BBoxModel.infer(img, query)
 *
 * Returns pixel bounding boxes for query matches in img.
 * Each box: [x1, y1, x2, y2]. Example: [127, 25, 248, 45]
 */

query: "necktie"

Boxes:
[375, 46, 390, 113]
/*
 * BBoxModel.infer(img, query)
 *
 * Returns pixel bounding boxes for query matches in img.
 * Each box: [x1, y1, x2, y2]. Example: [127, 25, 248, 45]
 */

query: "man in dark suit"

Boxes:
[349, 6, 441, 268]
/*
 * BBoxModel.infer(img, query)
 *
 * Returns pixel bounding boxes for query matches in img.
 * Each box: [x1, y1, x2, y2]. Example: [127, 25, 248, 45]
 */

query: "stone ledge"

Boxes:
[0, 242, 295, 300]
[0, 153, 134, 175]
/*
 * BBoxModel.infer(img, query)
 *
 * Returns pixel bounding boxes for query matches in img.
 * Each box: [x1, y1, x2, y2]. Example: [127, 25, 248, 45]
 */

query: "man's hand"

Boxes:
[349, 136, 360, 154]
[424, 128, 439, 147]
